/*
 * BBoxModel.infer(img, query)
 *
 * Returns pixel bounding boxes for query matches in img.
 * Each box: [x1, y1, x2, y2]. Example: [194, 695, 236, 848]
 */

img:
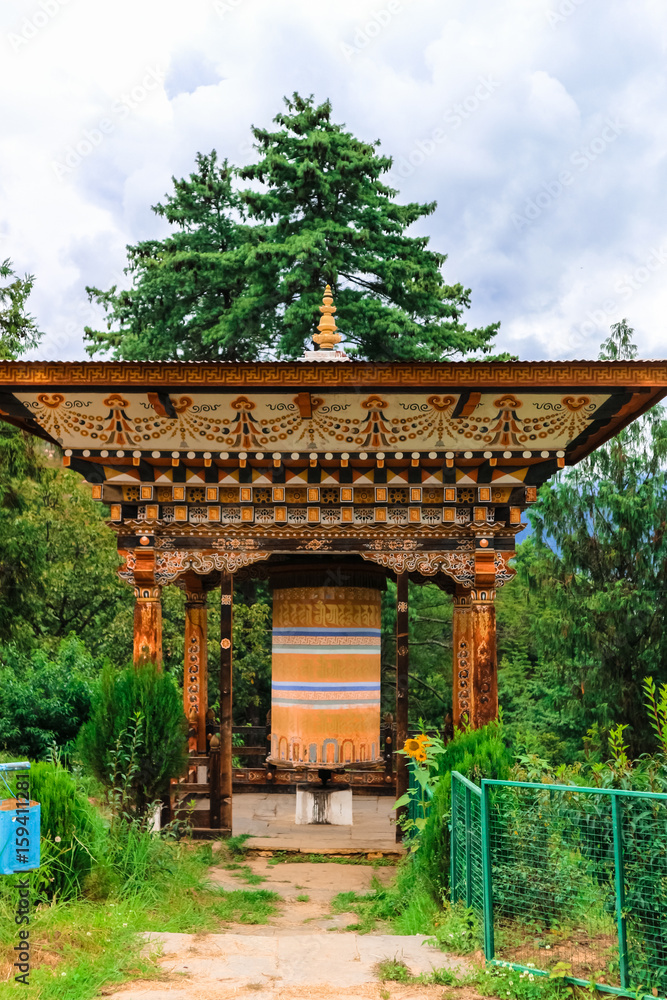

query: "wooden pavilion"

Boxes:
[2, 292, 666, 836]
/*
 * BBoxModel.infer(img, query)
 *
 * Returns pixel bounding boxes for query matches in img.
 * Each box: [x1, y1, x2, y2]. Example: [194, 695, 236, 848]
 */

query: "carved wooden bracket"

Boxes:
[120, 548, 271, 585]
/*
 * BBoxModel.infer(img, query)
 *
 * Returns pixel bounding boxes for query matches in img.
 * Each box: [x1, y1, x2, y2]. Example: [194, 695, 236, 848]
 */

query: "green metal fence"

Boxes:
[450, 772, 667, 997]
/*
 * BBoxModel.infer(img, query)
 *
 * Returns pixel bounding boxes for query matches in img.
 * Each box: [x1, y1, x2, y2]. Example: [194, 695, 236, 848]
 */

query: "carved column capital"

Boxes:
[133, 584, 161, 602]
[185, 590, 208, 608]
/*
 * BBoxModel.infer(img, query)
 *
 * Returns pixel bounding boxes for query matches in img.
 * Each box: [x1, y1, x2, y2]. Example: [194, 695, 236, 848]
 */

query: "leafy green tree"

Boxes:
[228, 594, 272, 725]
[0, 258, 42, 359]
[525, 320, 667, 752]
[85, 94, 500, 362]
[0, 428, 129, 652]
[0, 636, 97, 757]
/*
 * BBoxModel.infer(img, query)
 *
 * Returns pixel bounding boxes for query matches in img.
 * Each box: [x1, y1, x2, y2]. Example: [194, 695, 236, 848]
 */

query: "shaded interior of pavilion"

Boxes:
[168, 552, 463, 849]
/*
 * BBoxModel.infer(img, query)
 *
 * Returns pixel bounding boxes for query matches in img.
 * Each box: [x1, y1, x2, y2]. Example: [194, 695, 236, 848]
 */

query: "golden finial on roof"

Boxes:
[313, 285, 342, 351]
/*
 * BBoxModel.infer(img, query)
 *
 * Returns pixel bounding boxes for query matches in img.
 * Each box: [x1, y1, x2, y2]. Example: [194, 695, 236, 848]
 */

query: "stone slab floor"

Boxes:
[230, 792, 401, 853]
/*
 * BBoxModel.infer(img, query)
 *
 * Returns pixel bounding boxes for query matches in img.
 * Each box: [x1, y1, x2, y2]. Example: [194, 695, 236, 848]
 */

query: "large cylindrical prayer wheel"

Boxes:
[268, 565, 385, 768]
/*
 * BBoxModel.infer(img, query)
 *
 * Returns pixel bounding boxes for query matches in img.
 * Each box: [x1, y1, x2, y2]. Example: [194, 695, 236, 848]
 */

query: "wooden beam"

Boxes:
[395, 573, 409, 841]
[209, 744, 221, 830]
[452, 586, 498, 729]
[219, 572, 234, 837]
[471, 593, 498, 727]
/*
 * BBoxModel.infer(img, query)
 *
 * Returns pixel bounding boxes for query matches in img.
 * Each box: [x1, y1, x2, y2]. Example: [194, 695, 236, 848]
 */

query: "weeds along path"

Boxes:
[105, 854, 475, 1000]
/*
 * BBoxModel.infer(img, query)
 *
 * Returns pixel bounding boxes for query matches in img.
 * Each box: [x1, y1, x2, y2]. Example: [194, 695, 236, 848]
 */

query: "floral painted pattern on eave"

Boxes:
[14, 389, 615, 454]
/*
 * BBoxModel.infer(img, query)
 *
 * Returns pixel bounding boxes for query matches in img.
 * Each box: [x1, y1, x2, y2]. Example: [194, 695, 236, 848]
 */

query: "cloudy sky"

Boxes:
[2, 0, 666, 362]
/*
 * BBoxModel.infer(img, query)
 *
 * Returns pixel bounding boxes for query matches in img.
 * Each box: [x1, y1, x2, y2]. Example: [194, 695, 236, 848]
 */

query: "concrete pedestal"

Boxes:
[295, 784, 353, 826]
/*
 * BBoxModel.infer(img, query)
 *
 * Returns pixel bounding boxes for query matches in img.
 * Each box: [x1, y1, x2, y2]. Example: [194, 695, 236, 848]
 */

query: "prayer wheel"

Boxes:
[268, 565, 385, 767]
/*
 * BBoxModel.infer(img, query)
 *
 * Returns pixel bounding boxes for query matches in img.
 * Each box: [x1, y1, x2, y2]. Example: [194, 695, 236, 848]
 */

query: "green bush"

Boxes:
[0, 636, 97, 757]
[416, 722, 513, 899]
[78, 662, 188, 816]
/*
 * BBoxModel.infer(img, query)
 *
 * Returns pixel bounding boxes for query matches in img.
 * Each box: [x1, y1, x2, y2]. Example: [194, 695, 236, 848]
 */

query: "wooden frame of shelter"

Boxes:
[2, 345, 666, 838]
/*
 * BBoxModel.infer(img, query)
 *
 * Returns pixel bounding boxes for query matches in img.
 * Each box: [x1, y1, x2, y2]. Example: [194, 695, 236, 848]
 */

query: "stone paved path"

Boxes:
[105, 858, 478, 1000]
[132, 930, 468, 997]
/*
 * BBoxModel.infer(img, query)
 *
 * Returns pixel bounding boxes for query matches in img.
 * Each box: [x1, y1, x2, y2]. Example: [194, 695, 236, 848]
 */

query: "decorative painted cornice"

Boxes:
[1, 359, 667, 390]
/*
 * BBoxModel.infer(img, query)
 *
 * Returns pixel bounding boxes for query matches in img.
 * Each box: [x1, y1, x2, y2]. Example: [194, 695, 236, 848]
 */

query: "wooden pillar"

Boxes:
[209, 742, 221, 831]
[184, 586, 208, 754]
[133, 584, 162, 668]
[452, 586, 498, 729]
[395, 573, 409, 840]
[218, 572, 233, 836]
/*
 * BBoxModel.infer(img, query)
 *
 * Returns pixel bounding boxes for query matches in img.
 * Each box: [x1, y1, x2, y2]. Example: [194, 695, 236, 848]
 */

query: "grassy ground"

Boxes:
[0, 838, 576, 1000]
[330, 864, 445, 936]
[375, 957, 562, 1000]
[0, 842, 280, 1000]
[265, 851, 397, 867]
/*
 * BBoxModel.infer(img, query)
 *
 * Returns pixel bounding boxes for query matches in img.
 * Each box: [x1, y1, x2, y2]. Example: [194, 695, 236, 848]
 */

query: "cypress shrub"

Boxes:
[78, 663, 188, 817]
[416, 721, 513, 899]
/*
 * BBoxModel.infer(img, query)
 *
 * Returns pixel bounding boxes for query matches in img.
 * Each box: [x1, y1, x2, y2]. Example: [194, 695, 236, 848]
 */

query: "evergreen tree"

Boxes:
[0, 258, 41, 359]
[85, 94, 500, 362]
[526, 320, 667, 752]
[85, 155, 261, 361]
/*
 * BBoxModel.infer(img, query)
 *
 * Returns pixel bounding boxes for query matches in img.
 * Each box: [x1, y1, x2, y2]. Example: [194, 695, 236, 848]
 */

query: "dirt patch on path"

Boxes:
[209, 859, 395, 934]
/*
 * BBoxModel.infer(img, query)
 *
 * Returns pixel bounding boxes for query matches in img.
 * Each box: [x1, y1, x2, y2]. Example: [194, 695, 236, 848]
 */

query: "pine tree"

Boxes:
[85, 154, 261, 361]
[0, 258, 41, 359]
[85, 94, 500, 362]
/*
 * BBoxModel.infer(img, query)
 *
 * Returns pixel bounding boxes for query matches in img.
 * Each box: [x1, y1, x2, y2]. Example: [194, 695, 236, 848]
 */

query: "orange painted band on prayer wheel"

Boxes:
[267, 564, 386, 768]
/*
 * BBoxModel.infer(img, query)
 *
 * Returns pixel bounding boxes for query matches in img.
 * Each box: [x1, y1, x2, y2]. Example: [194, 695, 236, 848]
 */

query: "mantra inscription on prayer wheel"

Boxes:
[268, 569, 384, 767]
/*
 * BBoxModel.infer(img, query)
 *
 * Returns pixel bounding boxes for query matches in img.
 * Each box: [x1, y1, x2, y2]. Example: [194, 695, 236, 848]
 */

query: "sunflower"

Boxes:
[403, 738, 421, 757]
[414, 733, 432, 750]
[414, 749, 428, 763]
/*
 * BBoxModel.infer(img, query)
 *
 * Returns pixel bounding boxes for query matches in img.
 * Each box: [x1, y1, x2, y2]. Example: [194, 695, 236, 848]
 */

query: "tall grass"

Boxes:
[330, 862, 440, 935]
[0, 752, 281, 999]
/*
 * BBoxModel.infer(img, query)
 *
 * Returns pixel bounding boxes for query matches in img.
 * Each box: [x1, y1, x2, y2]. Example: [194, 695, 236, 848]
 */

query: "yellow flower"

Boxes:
[403, 738, 421, 757]
[414, 750, 427, 763]
[415, 733, 432, 749]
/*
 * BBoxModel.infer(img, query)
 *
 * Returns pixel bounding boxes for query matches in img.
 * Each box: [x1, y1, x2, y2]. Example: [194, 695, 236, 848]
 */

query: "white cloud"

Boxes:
[0, 0, 665, 360]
